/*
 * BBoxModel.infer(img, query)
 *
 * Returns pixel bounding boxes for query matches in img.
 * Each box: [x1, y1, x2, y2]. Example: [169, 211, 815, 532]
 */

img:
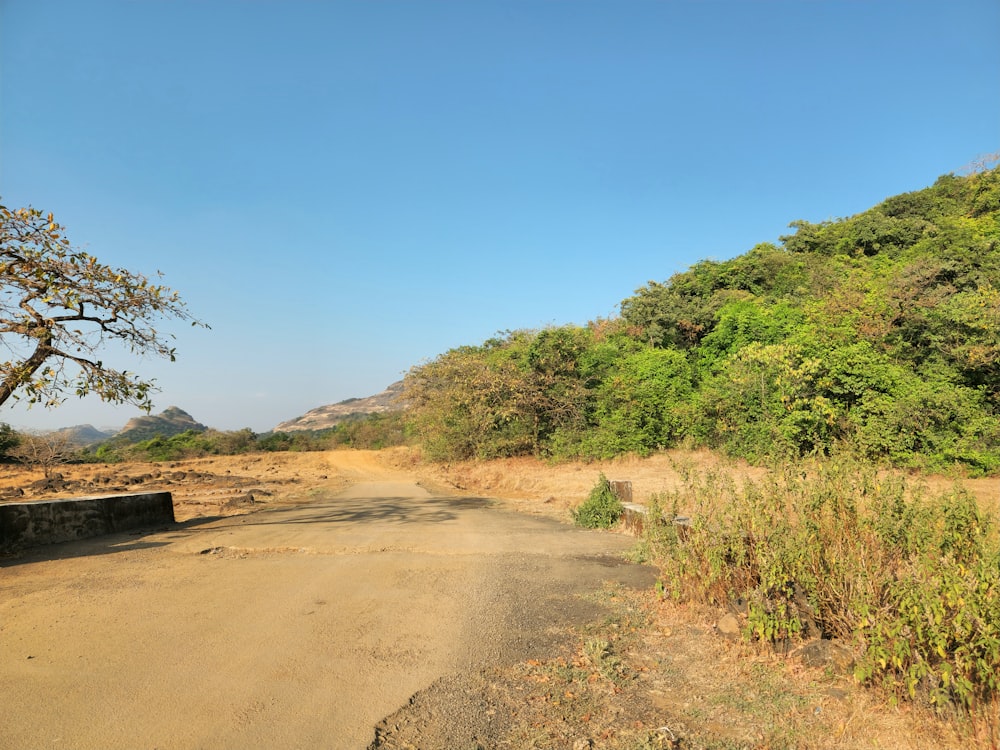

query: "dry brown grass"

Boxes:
[4, 445, 992, 524]
[391, 447, 998, 522]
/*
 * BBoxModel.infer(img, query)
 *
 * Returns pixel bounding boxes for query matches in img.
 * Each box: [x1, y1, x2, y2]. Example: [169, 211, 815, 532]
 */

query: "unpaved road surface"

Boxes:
[0, 476, 654, 749]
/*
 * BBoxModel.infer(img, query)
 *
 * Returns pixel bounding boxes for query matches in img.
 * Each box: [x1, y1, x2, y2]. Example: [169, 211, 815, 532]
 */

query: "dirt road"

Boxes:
[0, 474, 654, 749]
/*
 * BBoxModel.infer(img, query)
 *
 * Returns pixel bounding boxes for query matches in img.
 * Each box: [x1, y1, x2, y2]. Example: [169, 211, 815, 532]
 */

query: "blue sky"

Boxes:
[1, 0, 997, 433]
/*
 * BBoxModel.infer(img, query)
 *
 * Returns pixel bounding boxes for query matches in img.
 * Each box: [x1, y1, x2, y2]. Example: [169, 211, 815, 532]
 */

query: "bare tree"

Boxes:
[961, 151, 1000, 175]
[9, 430, 75, 479]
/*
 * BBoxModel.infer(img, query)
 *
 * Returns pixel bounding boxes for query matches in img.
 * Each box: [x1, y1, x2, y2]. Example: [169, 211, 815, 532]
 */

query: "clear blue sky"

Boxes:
[1, 0, 998, 433]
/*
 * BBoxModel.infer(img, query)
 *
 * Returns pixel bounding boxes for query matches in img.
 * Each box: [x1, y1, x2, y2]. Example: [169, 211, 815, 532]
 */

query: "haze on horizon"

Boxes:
[1, 0, 997, 433]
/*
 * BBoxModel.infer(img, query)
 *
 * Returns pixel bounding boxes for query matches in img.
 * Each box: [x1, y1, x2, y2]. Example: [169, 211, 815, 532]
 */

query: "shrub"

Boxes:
[645, 457, 1000, 715]
[0, 422, 20, 460]
[572, 473, 624, 529]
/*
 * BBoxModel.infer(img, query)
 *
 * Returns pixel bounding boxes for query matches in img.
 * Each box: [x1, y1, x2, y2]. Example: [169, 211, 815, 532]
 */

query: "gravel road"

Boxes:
[0, 479, 654, 749]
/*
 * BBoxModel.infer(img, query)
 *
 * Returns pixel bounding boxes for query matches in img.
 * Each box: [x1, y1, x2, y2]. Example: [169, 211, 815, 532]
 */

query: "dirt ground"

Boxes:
[0, 445, 993, 526]
[1, 448, 996, 749]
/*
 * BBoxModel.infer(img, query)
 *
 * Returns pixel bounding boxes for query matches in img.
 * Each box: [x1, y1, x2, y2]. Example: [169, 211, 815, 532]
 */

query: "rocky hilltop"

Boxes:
[274, 381, 404, 432]
[116, 406, 208, 442]
[33, 407, 206, 447]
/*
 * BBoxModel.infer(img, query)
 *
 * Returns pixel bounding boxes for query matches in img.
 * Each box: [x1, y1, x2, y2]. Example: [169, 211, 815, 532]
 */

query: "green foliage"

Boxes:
[252, 430, 331, 452]
[696, 300, 806, 374]
[849, 376, 1000, 474]
[645, 458, 1000, 712]
[0, 422, 20, 460]
[572, 473, 624, 529]
[579, 347, 693, 458]
[119, 429, 220, 461]
[79, 410, 408, 463]
[403, 168, 1000, 474]
[404, 328, 593, 461]
[696, 342, 834, 460]
[323, 412, 408, 450]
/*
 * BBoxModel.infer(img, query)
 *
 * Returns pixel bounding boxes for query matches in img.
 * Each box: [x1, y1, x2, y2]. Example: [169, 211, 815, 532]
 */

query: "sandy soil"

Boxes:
[1, 448, 995, 749]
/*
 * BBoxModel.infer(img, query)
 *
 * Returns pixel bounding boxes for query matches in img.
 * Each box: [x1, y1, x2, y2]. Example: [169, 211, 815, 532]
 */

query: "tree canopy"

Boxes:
[0, 202, 205, 412]
[403, 167, 1000, 474]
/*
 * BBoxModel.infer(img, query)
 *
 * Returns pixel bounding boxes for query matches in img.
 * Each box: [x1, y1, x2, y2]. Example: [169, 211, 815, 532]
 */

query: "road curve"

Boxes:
[0, 480, 654, 749]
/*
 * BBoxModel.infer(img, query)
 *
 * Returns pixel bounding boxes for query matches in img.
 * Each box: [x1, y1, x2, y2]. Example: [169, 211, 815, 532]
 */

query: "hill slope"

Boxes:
[115, 406, 208, 442]
[274, 382, 404, 432]
[403, 167, 1000, 473]
[52, 424, 117, 447]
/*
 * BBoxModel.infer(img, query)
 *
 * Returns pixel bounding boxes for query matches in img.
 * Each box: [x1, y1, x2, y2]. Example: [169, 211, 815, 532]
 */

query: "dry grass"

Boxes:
[393, 447, 998, 522]
[495, 587, 983, 749]
[0, 450, 355, 521]
[398, 448, 999, 749]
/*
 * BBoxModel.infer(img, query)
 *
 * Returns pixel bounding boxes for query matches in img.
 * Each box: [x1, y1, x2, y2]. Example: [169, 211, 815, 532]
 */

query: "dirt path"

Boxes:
[0, 469, 654, 749]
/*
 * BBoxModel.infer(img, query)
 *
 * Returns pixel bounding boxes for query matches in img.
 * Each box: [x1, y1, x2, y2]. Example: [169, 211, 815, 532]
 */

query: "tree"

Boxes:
[0, 202, 205, 411]
[9, 430, 75, 479]
[0, 422, 20, 460]
[403, 343, 541, 460]
[585, 347, 693, 457]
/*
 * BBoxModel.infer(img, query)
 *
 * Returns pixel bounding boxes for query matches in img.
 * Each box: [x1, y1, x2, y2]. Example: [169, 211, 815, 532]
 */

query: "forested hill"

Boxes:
[403, 167, 1000, 474]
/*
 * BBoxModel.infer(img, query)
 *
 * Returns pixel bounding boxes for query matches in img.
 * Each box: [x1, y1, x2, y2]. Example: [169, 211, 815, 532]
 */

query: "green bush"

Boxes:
[572, 473, 624, 529]
[0, 422, 21, 461]
[645, 457, 1000, 713]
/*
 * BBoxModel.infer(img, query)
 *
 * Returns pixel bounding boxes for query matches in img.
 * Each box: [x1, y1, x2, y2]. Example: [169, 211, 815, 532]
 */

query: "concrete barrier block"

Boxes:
[0, 492, 175, 552]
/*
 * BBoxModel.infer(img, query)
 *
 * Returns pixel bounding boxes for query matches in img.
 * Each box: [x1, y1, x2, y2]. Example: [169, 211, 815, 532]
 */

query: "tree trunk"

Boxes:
[0, 339, 52, 408]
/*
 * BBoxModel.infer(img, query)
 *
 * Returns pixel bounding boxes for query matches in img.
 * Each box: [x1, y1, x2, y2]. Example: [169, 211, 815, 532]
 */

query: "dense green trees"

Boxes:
[404, 167, 1000, 474]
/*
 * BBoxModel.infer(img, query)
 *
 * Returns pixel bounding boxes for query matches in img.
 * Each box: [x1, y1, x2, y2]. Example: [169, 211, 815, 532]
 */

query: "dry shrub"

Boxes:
[644, 456, 1000, 738]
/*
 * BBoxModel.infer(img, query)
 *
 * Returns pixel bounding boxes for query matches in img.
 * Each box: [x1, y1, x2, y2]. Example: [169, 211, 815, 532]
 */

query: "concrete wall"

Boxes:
[0, 492, 175, 552]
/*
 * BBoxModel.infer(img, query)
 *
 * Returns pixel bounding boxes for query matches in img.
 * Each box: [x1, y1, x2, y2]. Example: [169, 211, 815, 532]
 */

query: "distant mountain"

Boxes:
[274, 382, 405, 432]
[114, 406, 208, 442]
[52, 424, 117, 447]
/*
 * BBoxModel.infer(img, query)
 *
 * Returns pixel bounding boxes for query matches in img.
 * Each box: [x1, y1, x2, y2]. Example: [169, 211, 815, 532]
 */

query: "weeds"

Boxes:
[573, 473, 625, 528]
[584, 637, 632, 684]
[643, 456, 1000, 731]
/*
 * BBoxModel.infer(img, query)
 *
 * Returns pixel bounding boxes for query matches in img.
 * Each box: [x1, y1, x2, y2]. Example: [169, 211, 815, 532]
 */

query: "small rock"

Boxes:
[793, 639, 855, 674]
[225, 492, 256, 507]
[716, 613, 742, 639]
[573, 740, 593, 750]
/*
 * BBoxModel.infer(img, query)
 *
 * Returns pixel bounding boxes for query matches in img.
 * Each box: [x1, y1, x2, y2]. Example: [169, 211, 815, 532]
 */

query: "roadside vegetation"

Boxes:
[638, 457, 999, 739]
[572, 473, 625, 529]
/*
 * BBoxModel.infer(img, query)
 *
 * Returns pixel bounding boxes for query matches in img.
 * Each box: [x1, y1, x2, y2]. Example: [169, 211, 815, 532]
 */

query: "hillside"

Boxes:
[12, 408, 207, 448]
[403, 167, 1000, 473]
[274, 381, 404, 432]
[115, 406, 207, 442]
[52, 424, 117, 447]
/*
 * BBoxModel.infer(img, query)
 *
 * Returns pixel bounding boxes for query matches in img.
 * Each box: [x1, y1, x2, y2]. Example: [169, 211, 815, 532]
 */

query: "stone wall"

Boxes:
[0, 492, 175, 552]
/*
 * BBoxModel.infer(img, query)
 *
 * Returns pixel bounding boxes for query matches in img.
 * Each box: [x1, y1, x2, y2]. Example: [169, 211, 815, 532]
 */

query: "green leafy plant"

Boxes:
[572, 473, 624, 529]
